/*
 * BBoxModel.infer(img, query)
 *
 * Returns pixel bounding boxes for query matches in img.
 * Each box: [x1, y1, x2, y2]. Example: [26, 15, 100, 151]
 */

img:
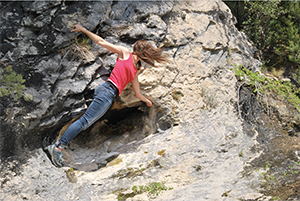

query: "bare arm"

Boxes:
[71, 24, 130, 59]
[132, 75, 153, 107]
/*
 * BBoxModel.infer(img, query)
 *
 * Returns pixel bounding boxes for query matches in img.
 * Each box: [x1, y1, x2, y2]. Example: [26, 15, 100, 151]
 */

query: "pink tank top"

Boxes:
[107, 52, 137, 95]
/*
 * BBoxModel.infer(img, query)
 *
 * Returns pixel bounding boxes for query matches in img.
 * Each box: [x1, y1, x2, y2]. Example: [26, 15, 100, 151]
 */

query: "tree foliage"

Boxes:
[226, 1, 300, 79]
[0, 65, 26, 100]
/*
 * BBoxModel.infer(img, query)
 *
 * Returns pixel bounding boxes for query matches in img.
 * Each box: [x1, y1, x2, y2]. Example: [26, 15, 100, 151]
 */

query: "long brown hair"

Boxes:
[133, 40, 169, 69]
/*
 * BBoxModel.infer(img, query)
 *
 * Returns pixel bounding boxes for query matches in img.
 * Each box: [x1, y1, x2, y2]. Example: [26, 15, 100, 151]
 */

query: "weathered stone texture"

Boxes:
[1, 1, 298, 201]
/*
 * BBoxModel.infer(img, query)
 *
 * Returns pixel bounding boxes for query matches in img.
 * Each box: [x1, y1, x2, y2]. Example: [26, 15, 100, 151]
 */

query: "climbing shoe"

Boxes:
[47, 144, 64, 167]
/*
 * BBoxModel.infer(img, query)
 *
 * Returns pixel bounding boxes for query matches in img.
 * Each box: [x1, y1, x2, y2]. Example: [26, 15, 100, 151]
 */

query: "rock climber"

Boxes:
[47, 24, 169, 167]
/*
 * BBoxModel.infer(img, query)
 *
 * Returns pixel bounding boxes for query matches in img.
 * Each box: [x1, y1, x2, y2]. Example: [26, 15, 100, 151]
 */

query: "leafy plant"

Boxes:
[234, 64, 300, 112]
[258, 162, 277, 183]
[256, 160, 300, 194]
[0, 65, 26, 100]
[132, 182, 173, 196]
[117, 181, 173, 200]
[282, 162, 300, 175]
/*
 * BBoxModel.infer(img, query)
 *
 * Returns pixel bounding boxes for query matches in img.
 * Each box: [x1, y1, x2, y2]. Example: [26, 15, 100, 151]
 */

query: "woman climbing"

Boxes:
[47, 24, 169, 167]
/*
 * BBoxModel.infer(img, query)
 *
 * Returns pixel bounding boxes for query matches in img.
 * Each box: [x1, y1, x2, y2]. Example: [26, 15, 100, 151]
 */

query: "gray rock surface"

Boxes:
[1, 0, 299, 200]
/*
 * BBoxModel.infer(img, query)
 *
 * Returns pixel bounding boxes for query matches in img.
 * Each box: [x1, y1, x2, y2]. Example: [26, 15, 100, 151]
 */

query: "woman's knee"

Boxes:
[77, 116, 90, 130]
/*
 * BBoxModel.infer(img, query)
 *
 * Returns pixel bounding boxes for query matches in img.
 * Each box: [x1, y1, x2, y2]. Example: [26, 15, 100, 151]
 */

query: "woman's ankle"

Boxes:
[55, 147, 63, 152]
[55, 141, 64, 151]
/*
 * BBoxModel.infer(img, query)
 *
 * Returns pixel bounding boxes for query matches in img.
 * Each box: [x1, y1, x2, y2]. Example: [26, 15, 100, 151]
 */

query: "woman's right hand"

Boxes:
[71, 24, 86, 33]
[146, 99, 153, 107]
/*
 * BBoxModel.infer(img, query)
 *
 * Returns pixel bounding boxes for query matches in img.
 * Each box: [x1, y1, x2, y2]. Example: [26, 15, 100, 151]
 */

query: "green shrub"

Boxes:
[234, 64, 300, 111]
[131, 181, 173, 197]
[117, 181, 173, 200]
[0, 65, 26, 100]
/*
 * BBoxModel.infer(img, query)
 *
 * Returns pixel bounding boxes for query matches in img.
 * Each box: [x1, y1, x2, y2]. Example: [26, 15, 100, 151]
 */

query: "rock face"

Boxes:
[1, 1, 299, 201]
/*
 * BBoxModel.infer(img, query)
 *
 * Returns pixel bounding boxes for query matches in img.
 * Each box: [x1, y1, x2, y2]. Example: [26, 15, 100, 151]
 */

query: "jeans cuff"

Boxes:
[55, 141, 65, 149]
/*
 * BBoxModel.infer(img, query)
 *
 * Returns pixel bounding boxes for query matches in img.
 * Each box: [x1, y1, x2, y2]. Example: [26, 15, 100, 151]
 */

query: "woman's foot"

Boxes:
[47, 144, 64, 167]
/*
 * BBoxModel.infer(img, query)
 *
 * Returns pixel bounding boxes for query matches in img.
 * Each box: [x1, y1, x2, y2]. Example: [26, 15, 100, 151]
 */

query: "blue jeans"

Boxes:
[57, 81, 118, 147]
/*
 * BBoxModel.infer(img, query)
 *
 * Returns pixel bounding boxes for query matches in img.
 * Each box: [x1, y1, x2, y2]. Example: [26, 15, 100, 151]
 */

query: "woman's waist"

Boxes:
[106, 79, 119, 96]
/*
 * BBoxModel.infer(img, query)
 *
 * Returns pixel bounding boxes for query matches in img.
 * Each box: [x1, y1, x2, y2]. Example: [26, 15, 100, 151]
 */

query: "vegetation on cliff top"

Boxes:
[226, 1, 300, 81]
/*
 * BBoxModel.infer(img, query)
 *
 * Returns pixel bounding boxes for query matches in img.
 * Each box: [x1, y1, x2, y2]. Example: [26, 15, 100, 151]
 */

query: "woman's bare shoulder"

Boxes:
[118, 47, 131, 60]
